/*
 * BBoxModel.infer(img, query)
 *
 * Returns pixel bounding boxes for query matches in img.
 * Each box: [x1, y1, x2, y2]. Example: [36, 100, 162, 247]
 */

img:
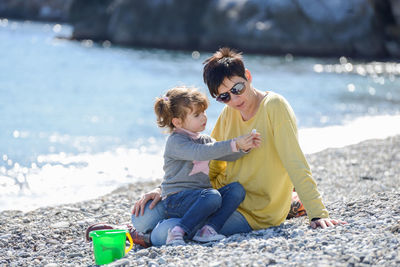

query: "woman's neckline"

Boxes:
[239, 91, 269, 122]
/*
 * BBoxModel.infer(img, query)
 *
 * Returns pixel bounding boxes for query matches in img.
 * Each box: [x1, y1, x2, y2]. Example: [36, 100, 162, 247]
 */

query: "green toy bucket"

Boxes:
[89, 229, 133, 265]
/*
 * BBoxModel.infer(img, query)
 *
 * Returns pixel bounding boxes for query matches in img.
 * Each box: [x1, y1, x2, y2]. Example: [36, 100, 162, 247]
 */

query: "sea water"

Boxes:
[1, 20, 399, 212]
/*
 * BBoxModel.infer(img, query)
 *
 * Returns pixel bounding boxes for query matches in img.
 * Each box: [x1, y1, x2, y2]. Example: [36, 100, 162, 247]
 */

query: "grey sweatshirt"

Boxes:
[161, 131, 246, 198]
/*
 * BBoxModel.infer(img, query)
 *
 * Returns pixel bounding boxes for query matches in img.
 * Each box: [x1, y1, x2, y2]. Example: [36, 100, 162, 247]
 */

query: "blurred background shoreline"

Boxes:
[1, 0, 400, 212]
[2, 0, 400, 59]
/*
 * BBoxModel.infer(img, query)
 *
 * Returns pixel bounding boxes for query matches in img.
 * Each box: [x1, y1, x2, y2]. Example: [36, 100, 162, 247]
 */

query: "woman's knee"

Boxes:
[132, 200, 166, 233]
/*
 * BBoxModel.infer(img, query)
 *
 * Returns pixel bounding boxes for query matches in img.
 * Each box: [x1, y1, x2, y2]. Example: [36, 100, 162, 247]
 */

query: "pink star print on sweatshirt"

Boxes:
[174, 128, 210, 176]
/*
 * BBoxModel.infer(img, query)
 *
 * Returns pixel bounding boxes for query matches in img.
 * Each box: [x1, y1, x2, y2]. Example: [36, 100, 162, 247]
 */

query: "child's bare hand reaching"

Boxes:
[236, 129, 261, 151]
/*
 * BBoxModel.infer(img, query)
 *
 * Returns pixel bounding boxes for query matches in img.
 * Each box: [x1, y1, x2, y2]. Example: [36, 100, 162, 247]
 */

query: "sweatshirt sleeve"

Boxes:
[209, 109, 229, 184]
[165, 133, 240, 161]
[215, 151, 246, 161]
[269, 96, 329, 221]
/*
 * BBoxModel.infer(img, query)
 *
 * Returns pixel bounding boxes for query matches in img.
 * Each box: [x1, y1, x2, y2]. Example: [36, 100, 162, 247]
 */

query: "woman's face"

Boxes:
[217, 75, 252, 112]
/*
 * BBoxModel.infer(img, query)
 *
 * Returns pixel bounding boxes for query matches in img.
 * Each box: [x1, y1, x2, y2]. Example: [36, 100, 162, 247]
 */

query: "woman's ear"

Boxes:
[245, 69, 252, 82]
[172, 117, 182, 128]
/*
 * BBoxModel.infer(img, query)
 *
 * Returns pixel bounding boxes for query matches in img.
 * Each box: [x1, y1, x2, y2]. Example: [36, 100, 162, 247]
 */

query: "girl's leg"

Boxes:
[152, 214, 245, 246]
[152, 188, 222, 246]
[151, 218, 181, 246]
[167, 188, 222, 234]
[205, 182, 246, 232]
[131, 200, 167, 233]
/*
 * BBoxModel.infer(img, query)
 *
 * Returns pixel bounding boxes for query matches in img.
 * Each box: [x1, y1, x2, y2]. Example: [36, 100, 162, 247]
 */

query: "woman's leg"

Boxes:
[131, 200, 167, 233]
[287, 191, 307, 219]
[206, 182, 246, 232]
[219, 211, 252, 236]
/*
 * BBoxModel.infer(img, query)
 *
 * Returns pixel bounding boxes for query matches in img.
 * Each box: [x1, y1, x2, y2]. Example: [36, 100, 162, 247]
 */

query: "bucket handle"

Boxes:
[125, 232, 133, 254]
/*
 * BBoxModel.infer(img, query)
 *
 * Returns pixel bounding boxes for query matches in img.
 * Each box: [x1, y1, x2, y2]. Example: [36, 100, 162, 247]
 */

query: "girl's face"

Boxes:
[181, 108, 207, 133]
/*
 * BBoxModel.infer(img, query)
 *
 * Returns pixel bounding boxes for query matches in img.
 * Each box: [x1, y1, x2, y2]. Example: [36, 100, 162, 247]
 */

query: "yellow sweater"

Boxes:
[210, 92, 329, 230]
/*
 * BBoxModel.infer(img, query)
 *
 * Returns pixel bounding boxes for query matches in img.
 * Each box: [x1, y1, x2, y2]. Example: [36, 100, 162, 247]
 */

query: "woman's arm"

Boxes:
[270, 96, 330, 221]
[208, 159, 227, 185]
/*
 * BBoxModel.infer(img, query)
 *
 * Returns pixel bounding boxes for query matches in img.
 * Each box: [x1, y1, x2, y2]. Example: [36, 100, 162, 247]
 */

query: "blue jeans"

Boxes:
[132, 182, 252, 246]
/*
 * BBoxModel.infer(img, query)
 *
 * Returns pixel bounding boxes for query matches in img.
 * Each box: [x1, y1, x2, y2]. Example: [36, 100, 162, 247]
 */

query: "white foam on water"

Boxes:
[0, 146, 164, 212]
[300, 114, 400, 154]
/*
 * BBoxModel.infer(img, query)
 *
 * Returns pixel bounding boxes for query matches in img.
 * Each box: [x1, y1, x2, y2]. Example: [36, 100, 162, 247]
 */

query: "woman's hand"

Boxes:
[132, 187, 162, 217]
[236, 131, 261, 151]
[310, 218, 347, 229]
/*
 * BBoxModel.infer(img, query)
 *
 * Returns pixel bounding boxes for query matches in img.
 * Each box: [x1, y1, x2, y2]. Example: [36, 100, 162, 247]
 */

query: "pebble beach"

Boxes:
[1, 135, 399, 267]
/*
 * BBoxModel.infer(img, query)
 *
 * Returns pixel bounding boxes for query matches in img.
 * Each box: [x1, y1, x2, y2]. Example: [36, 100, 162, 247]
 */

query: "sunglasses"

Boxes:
[216, 82, 246, 103]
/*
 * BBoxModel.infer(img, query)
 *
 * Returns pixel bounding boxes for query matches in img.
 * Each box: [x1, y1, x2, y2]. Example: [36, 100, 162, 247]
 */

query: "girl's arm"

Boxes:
[165, 134, 236, 161]
[215, 152, 245, 162]
[166, 133, 253, 161]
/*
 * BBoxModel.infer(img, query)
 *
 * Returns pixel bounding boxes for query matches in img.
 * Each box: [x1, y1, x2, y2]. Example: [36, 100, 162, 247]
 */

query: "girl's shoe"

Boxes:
[192, 225, 225, 243]
[166, 227, 185, 246]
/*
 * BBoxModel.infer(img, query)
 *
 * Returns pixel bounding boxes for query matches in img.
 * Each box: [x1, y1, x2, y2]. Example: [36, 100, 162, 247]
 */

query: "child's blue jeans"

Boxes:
[132, 182, 251, 246]
[164, 182, 245, 235]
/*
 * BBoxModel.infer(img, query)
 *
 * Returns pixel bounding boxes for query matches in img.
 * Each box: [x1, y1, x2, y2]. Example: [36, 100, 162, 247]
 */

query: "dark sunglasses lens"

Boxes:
[216, 92, 230, 103]
[231, 83, 245, 95]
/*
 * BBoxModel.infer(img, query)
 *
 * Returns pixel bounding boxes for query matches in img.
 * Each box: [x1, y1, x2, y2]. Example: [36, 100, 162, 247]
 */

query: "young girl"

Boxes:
[154, 86, 260, 245]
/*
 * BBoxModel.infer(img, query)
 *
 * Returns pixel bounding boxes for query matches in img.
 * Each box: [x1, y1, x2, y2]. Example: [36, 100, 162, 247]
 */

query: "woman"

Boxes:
[131, 47, 345, 246]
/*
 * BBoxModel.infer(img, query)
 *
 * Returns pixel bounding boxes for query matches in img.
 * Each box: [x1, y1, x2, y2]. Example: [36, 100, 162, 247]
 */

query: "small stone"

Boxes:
[64, 206, 80, 212]
[136, 250, 149, 256]
[148, 261, 159, 267]
[68, 253, 83, 258]
[149, 251, 158, 259]
[0, 234, 12, 240]
[158, 257, 167, 265]
[50, 221, 70, 228]
[18, 252, 30, 258]
[47, 239, 59, 245]
[91, 204, 102, 211]
[108, 259, 130, 267]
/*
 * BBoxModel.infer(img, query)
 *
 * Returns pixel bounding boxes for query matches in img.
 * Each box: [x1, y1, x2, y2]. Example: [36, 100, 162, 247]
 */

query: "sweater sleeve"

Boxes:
[209, 110, 229, 184]
[165, 133, 240, 161]
[215, 151, 246, 161]
[270, 96, 329, 221]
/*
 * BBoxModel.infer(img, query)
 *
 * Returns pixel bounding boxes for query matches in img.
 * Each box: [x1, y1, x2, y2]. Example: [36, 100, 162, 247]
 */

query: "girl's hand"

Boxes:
[132, 187, 162, 216]
[236, 131, 261, 151]
[310, 218, 347, 229]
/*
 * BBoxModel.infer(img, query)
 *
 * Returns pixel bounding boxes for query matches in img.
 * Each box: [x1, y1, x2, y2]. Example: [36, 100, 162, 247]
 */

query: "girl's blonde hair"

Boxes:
[154, 86, 209, 132]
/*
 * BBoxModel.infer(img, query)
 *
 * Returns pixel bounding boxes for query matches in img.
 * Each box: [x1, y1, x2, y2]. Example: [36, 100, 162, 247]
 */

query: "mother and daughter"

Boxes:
[87, 47, 345, 247]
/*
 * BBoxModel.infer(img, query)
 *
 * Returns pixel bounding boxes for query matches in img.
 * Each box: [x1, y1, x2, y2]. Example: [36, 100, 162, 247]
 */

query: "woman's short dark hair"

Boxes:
[203, 47, 247, 98]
